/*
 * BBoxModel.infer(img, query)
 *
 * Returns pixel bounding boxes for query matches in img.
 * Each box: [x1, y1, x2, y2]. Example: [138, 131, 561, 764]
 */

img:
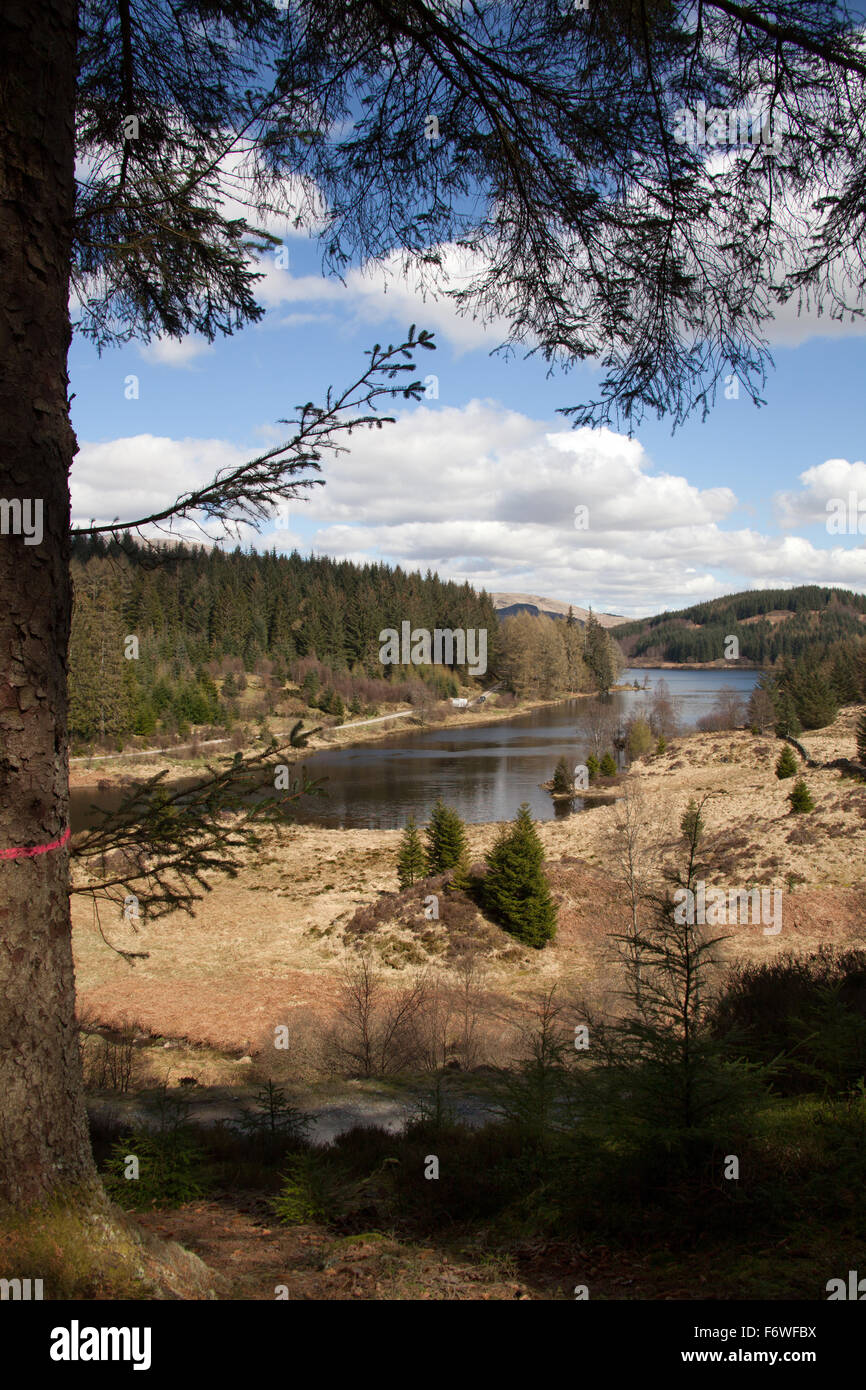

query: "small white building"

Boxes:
[451, 697, 469, 708]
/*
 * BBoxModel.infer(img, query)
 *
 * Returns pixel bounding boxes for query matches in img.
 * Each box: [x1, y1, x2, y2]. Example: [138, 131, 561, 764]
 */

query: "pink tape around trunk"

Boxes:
[0, 826, 71, 860]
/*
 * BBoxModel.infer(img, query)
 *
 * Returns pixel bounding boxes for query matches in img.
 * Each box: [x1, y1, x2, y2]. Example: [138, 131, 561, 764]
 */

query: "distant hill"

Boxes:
[615, 585, 866, 666]
[491, 592, 627, 628]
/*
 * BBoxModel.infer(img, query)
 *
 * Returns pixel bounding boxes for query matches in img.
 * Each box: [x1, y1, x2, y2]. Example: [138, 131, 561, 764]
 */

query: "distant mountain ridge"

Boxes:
[491, 591, 627, 628]
[614, 585, 866, 665]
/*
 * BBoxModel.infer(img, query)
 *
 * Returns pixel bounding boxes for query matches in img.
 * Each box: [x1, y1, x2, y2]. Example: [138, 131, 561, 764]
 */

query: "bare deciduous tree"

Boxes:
[612, 784, 664, 1008]
[649, 679, 682, 740]
[328, 952, 430, 1076]
[583, 698, 617, 759]
[697, 688, 746, 731]
[448, 950, 490, 1071]
[748, 683, 777, 734]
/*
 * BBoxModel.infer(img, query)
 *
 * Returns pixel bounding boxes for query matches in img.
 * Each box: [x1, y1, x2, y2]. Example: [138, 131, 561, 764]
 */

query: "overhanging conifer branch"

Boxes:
[70, 722, 323, 924]
[72, 328, 435, 541]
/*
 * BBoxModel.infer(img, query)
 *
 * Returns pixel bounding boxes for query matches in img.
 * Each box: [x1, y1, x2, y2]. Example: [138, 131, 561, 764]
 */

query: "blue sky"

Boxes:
[69, 221, 866, 619]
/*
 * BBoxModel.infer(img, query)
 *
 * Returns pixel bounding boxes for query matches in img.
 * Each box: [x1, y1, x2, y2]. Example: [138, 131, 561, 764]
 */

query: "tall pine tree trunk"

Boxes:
[0, 0, 100, 1207]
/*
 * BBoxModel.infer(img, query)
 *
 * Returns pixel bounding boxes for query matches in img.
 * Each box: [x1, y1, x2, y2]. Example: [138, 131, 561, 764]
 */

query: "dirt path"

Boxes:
[131, 1196, 726, 1299]
[134, 1199, 540, 1300]
[70, 738, 232, 765]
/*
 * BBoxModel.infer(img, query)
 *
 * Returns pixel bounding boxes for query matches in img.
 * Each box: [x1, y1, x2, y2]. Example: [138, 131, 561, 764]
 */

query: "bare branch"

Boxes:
[72, 329, 436, 540]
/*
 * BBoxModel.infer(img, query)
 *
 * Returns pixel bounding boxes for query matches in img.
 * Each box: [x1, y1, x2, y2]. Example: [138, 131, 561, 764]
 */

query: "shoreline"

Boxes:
[69, 687, 614, 791]
[624, 660, 769, 670]
[66, 664, 765, 794]
[70, 707, 866, 1061]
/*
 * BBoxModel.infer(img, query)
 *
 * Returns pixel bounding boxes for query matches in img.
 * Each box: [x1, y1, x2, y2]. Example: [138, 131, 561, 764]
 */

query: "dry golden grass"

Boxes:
[72, 707, 866, 1055]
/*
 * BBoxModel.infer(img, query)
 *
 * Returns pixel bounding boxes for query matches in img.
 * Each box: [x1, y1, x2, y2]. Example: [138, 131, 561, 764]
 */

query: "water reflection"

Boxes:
[70, 667, 759, 832]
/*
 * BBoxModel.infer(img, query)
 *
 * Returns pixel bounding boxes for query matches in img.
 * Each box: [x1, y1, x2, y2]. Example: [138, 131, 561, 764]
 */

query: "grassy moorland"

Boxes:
[51, 705, 866, 1298]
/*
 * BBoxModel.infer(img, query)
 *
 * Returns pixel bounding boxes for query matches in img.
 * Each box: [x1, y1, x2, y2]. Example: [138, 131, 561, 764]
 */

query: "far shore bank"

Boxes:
[624, 660, 769, 670]
[69, 685, 621, 791]
[71, 705, 866, 1060]
[68, 663, 767, 795]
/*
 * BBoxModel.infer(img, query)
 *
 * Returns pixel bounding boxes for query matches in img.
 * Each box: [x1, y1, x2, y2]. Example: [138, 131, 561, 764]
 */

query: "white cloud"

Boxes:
[256, 269, 345, 309]
[72, 434, 249, 532]
[249, 526, 305, 553]
[71, 407, 866, 616]
[296, 401, 866, 612]
[301, 401, 737, 533]
[250, 225, 866, 370]
[254, 216, 866, 355]
[276, 311, 336, 328]
[139, 336, 215, 368]
[763, 297, 866, 348]
[775, 457, 866, 526]
[257, 244, 508, 353]
[309, 517, 866, 615]
[212, 147, 329, 242]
